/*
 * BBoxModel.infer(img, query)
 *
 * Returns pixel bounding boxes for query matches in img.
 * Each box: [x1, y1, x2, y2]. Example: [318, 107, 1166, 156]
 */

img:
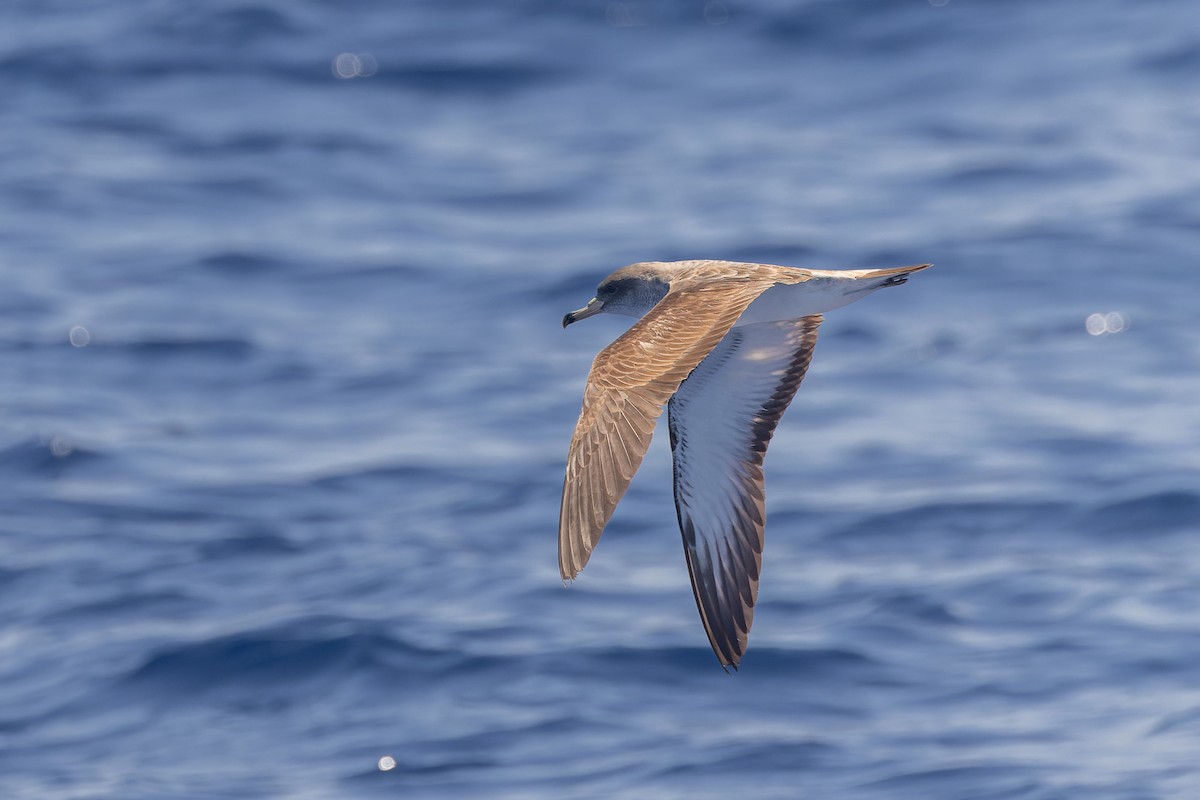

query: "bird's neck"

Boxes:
[612, 279, 670, 318]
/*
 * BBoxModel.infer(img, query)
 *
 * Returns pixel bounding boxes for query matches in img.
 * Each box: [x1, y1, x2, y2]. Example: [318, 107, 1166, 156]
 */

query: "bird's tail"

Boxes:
[852, 263, 933, 288]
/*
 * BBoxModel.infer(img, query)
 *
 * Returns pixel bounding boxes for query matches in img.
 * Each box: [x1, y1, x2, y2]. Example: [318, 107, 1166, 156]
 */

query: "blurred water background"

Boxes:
[2, 0, 1200, 797]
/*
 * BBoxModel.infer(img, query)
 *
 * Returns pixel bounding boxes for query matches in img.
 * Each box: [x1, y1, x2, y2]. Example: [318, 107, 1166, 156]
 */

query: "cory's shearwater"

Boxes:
[560, 260, 930, 668]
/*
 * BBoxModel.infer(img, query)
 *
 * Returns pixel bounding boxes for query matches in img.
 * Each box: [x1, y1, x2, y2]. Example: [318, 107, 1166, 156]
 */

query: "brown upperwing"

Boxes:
[558, 276, 800, 580]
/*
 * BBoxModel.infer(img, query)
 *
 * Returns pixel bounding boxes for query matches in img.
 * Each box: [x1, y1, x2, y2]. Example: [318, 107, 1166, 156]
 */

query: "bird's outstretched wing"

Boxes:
[667, 315, 823, 668]
[559, 279, 784, 580]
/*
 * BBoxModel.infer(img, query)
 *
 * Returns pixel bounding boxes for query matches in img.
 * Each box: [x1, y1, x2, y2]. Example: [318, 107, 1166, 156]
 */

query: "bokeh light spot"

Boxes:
[50, 436, 72, 458]
[606, 2, 641, 27]
[704, 1, 729, 25]
[333, 53, 357, 79]
[69, 325, 91, 347]
[377, 755, 396, 771]
[332, 53, 377, 79]
[1086, 311, 1129, 336]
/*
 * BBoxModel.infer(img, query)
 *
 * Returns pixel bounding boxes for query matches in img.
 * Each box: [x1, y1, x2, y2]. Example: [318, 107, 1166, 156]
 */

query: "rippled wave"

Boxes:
[2, 0, 1199, 797]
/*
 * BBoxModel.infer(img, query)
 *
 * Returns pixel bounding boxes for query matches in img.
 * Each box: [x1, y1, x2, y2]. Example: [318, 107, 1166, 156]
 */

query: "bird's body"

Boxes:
[560, 260, 930, 668]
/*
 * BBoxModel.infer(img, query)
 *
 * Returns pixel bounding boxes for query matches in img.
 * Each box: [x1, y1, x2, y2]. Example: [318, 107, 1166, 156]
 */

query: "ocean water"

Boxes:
[2, 0, 1200, 797]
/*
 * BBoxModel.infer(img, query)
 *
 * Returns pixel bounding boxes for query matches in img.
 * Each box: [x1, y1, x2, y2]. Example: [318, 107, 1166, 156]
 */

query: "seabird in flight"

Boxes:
[560, 259, 930, 668]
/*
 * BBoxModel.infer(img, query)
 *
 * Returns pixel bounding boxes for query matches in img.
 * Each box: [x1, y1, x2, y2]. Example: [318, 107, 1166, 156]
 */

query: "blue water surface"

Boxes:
[2, 0, 1200, 797]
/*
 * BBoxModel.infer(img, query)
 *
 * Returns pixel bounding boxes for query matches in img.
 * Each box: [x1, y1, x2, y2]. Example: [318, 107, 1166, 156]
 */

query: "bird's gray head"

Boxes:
[562, 263, 673, 328]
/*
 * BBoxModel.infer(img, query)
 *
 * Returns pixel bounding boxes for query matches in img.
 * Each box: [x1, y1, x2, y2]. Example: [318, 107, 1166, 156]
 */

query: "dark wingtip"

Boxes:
[881, 263, 933, 288]
[562, 313, 574, 328]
